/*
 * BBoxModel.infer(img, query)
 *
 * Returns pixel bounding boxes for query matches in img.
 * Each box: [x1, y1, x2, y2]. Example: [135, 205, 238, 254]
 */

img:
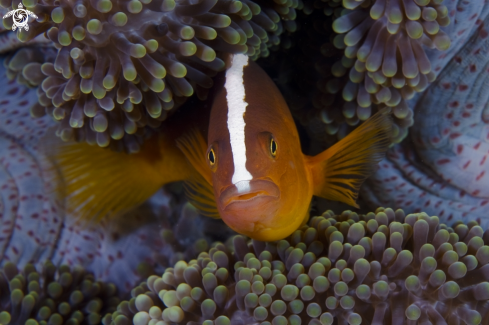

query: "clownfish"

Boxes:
[47, 54, 392, 241]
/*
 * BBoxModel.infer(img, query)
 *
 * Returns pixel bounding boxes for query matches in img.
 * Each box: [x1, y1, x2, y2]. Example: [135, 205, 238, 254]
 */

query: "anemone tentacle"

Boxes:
[105, 208, 489, 325]
[0, 261, 120, 324]
[0, 62, 234, 290]
[1, 0, 303, 151]
[1, 0, 489, 297]
[363, 9, 489, 227]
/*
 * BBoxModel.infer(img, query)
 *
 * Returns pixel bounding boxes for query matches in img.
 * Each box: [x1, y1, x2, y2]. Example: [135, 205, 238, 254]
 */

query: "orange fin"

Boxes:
[43, 132, 189, 223]
[307, 108, 392, 208]
[176, 128, 220, 218]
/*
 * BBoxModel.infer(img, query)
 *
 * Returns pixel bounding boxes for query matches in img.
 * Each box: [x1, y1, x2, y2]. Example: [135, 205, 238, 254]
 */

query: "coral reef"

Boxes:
[103, 208, 489, 325]
[1, 0, 302, 151]
[0, 261, 119, 325]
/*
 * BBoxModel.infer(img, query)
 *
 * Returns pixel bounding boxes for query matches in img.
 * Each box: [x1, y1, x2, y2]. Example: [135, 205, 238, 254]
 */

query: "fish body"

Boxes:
[205, 54, 312, 240]
[48, 54, 392, 241]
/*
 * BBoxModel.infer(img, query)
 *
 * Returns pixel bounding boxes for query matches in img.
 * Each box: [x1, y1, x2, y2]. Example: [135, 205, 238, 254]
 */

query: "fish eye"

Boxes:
[270, 138, 277, 157]
[208, 148, 216, 166]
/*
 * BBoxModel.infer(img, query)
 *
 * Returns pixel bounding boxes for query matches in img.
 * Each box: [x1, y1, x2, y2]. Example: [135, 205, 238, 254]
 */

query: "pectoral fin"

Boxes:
[307, 108, 392, 208]
[176, 128, 220, 218]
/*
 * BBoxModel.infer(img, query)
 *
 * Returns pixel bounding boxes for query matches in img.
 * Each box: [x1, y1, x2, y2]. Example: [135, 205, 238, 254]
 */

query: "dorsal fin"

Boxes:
[307, 108, 393, 208]
[42, 131, 192, 223]
[176, 128, 220, 218]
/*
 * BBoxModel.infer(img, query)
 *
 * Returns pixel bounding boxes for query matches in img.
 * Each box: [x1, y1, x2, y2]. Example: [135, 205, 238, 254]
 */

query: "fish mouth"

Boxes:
[219, 179, 280, 209]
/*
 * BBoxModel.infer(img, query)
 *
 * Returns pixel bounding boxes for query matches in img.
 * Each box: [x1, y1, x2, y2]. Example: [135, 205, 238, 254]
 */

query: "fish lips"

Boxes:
[219, 179, 280, 211]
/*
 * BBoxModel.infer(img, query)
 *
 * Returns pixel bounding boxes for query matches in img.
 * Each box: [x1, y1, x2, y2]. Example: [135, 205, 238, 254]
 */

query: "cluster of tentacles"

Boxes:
[0, 261, 119, 325]
[103, 208, 489, 325]
[257, 1, 489, 227]
[260, 0, 450, 146]
[363, 9, 489, 228]
[1, 0, 454, 150]
[1, 0, 301, 151]
[331, 0, 449, 143]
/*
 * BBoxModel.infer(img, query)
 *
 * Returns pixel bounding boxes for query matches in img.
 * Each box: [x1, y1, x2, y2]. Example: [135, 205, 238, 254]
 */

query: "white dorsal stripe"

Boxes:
[225, 54, 252, 192]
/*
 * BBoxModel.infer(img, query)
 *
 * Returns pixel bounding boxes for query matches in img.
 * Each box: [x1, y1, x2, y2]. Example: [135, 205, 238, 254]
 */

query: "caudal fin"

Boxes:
[307, 108, 392, 208]
[42, 132, 190, 223]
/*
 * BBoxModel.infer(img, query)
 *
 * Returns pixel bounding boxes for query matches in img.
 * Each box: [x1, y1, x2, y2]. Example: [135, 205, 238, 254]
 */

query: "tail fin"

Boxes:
[307, 108, 392, 208]
[41, 131, 191, 224]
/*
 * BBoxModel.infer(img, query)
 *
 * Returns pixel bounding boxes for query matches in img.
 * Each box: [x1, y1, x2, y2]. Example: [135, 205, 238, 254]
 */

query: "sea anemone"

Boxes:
[268, 0, 451, 146]
[333, 1, 449, 98]
[102, 207, 489, 325]
[362, 18, 489, 227]
[0, 59, 236, 293]
[4, 46, 56, 87]
[0, 261, 119, 325]
[1, 0, 302, 151]
[330, 0, 450, 143]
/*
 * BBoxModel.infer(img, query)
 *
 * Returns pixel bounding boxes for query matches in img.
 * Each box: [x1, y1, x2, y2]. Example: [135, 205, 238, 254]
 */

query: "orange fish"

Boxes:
[47, 54, 392, 241]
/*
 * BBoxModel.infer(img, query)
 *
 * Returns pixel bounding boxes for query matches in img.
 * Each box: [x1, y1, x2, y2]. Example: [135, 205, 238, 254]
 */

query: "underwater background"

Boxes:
[1, 0, 489, 324]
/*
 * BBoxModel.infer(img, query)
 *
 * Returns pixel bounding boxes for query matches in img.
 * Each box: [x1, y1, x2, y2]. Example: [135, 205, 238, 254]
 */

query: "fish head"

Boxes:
[206, 54, 313, 241]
